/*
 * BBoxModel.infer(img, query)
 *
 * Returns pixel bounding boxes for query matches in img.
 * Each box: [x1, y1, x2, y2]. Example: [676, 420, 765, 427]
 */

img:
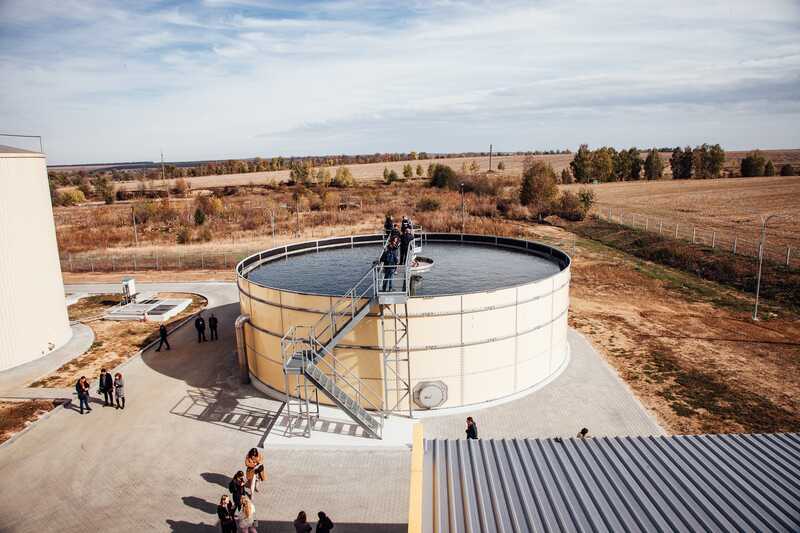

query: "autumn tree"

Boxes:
[569, 144, 592, 183]
[497, 161, 505, 170]
[519, 158, 557, 216]
[741, 151, 766, 177]
[643, 149, 664, 180]
[403, 164, 413, 178]
[764, 160, 776, 176]
[416, 164, 423, 176]
[780, 164, 794, 176]
[332, 166, 355, 187]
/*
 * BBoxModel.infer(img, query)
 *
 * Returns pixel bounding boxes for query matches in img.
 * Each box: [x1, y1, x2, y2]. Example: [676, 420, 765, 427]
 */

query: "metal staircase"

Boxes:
[280, 229, 423, 439]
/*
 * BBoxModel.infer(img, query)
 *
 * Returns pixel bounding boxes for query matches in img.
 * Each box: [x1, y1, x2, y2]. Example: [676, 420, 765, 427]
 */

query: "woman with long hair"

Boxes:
[236, 495, 257, 533]
[293, 510, 312, 533]
[217, 494, 236, 533]
[244, 447, 266, 494]
[114, 372, 125, 409]
[228, 471, 246, 511]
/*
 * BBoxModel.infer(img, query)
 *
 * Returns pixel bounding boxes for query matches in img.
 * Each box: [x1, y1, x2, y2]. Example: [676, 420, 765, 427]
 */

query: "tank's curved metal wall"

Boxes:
[0, 147, 71, 371]
[237, 234, 570, 411]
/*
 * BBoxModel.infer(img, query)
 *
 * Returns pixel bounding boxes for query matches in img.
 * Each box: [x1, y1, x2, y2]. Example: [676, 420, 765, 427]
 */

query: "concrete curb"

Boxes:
[0, 399, 71, 451]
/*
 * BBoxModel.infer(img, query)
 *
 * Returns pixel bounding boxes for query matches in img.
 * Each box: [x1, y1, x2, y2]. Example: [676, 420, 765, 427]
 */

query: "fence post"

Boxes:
[111, 256, 115, 272]
[733, 237, 738, 255]
[692, 227, 696, 244]
[675, 224, 679, 239]
[69, 254, 73, 272]
[659, 220, 663, 234]
[201, 254, 204, 269]
[645, 218, 649, 231]
[90, 260, 94, 273]
[787, 246, 792, 267]
[155, 251, 159, 270]
[133, 254, 137, 271]
[711, 232, 716, 248]
[608, 208, 612, 221]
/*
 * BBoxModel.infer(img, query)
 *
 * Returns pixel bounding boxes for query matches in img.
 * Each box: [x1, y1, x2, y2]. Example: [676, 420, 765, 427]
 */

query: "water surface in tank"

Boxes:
[247, 242, 561, 296]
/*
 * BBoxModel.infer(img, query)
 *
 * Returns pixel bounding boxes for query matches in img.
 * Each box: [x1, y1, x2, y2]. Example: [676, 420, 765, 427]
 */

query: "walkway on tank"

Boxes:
[0, 280, 661, 533]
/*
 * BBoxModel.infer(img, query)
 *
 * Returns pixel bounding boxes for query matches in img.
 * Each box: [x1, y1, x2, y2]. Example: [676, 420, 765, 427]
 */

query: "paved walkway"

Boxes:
[0, 282, 408, 533]
[0, 280, 662, 532]
[0, 323, 94, 396]
[423, 329, 664, 439]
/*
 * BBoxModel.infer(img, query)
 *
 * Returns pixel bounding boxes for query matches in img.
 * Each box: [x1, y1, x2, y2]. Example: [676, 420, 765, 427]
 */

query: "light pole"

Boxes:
[753, 213, 788, 321]
[459, 183, 465, 234]
[131, 205, 139, 247]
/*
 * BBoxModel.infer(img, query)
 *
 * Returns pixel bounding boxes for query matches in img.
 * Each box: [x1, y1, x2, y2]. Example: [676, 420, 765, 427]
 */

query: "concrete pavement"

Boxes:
[0, 280, 662, 532]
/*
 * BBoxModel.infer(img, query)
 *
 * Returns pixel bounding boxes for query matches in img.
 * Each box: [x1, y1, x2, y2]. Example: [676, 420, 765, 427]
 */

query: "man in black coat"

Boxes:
[400, 227, 414, 266]
[99, 368, 114, 407]
[156, 324, 170, 351]
[209, 313, 219, 341]
[195, 314, 207, 343]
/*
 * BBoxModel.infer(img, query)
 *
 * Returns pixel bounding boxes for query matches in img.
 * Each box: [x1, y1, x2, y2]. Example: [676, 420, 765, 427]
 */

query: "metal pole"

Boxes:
[460, 183, 465, 234]
[131, 206, 139, 247]
[753, 214, 786, 320]
[488, 144, 493, 171]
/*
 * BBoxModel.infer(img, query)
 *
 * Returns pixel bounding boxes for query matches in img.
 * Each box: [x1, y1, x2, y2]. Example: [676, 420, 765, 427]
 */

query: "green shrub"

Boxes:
[194, 207, 206, 226]
[780, 164, 794, 176]
[429, 164, 459, 189]
[56, 189, 86, 206]
[416, 197, 441, 212]
[332, 166, 355, 187]
[577, 187, 596, 212]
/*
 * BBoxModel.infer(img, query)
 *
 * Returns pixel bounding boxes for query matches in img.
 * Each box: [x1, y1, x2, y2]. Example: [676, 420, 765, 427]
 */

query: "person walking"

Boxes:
[229, 471, 247, 511]
[316, 511, 334, 533]
[380, 239, 398, 292]
[217, 494, 236, 533]
[75, 376, 91, 414]
[209, 313, 219, 341]
[113, 372, 125, 409]
[466, 416, 478, 439]
[245, 448, 266, 494]
[195, 314, 207, 343]
[156, 324, 171, 351]
[99, 368, 114, 407]
[236, 495, 258, 533]
[293, 511, 312, 533]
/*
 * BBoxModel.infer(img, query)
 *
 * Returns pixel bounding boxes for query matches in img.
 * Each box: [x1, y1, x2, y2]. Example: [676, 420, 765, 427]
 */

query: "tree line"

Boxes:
[567, 145, 666, 183]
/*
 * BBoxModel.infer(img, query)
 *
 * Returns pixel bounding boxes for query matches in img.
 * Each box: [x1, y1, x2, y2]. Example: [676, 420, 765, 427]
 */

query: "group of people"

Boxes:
[195, 312, 219, 343]
[74, 368, 125, 414]
[218, 448, 334, 532]
[380, 215, 415, 291]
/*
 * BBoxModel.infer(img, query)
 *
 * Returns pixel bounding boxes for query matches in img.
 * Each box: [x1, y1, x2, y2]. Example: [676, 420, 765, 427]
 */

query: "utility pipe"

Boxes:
[235, 314, 252, 384]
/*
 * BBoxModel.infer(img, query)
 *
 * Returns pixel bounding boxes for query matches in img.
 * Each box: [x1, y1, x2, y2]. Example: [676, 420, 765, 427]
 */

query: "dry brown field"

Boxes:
[563, 175, 800, 249]
[113, 154, 574, 192]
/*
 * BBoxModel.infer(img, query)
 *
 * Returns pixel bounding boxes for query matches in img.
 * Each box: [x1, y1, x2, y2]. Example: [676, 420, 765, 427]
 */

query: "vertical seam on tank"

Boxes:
[514, 286, 519, 392]
[460, 294, 465, 405]
[549, 277, 555, 374]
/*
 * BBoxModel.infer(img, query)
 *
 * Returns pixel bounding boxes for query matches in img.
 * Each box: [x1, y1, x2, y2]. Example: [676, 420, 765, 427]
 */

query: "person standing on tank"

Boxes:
[400, 226, 414, 266]
[401, 215, 412, 233]
[195, 314, 207, 343]
[380, 238, 399, 291]
[209, 313, 219, 341]
[383, 214, 393, 239]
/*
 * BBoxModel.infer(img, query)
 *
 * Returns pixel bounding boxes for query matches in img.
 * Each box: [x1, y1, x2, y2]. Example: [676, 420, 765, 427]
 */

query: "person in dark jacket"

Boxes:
[99, 368, 114, 407]
[383, 215, 393, 238]
[399, 227, 414, 266]
[466, 416, 478, 439]
[401, 215, 412, 233]
[156, 324, 170, 351]
[195, 314, 207, 343]
[316, 511, 334, 533]
[228, 471, 247, 511]
[75, 376, 91, 414]
[209, 313, 219, 341]
[293, 511, 312, 533]
[380, 239, 399, 292]
[217, 494, 236, 533]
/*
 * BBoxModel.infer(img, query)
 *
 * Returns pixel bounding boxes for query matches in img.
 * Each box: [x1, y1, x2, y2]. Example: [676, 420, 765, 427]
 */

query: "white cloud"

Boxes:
[0, 0, 798, 164]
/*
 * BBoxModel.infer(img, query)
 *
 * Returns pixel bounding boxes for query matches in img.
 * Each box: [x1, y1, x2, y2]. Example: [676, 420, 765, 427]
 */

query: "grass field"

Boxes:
[563, 175, 800, 249]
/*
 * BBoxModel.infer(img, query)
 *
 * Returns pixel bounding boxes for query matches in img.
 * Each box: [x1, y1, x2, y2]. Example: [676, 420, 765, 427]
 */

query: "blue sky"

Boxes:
[1, 0, 799, 165]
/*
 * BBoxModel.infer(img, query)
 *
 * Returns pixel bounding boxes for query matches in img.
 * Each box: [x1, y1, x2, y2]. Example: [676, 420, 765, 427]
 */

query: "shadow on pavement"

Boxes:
[201, 472, 230, 489]
[166, 519, 405, 533]
[181, 495, 217, 515]
[166, 519, 218, 532]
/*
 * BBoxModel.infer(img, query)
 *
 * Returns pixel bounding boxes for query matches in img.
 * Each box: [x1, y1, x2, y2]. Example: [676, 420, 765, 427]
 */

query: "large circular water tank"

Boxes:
[0, 146, 71, 371]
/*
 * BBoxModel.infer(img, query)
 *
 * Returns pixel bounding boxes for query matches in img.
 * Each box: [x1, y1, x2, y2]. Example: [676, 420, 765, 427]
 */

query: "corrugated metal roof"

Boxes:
[422, 434, 800, 532]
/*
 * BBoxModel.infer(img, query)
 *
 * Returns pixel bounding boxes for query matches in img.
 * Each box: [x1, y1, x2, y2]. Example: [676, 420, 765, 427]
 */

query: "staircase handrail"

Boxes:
[307, 267, 375, 348]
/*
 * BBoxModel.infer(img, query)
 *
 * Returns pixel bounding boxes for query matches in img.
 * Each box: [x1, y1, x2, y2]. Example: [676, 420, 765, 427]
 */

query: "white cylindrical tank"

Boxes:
[0, 145, 71, 371]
